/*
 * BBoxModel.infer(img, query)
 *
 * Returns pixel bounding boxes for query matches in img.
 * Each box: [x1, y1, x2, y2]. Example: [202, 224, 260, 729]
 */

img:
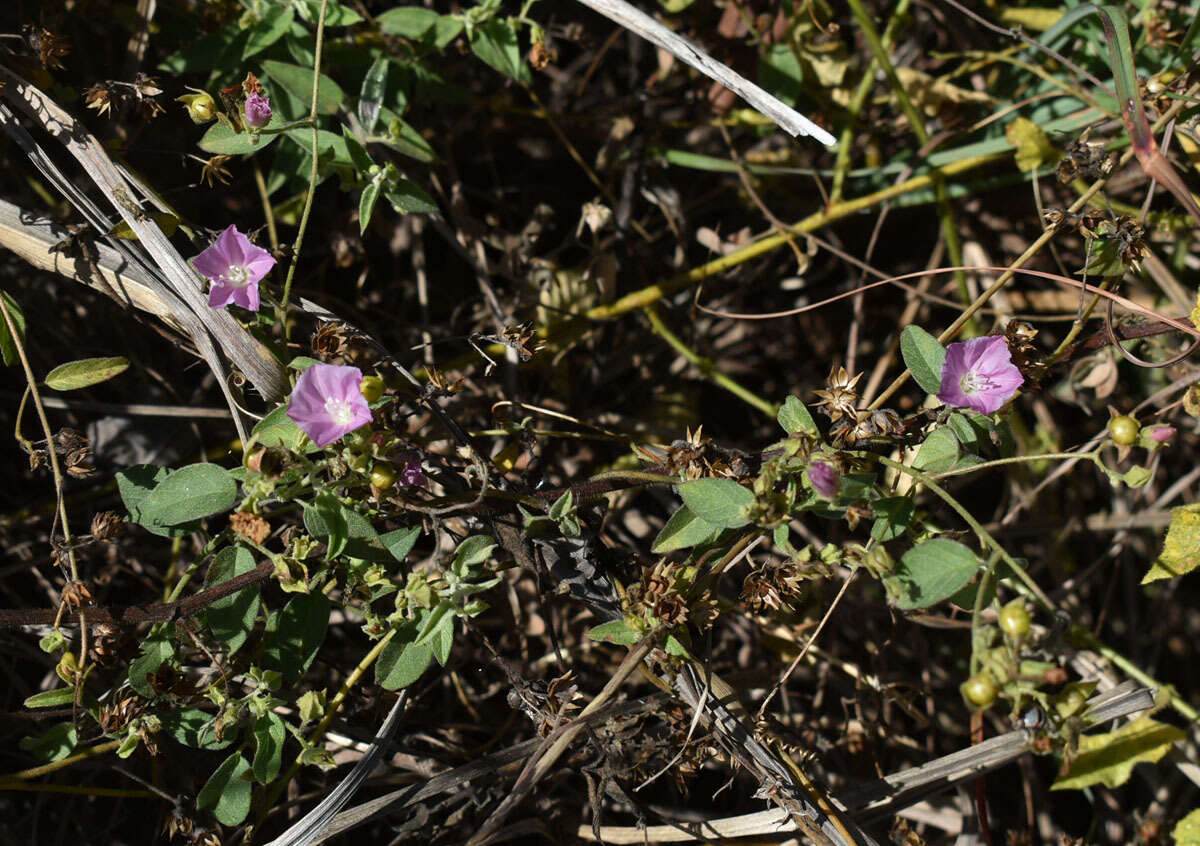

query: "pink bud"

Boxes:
[244, 92, 272, 129]
[1147, 425, 1176, 444]
[807, 460, 839, 499]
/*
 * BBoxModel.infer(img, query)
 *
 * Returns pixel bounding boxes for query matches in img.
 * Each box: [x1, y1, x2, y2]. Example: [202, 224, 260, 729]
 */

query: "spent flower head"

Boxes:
[286, 364, 372, 447]
[244, 92, 271, 129]
[938, 336, 1023, 415]
[192, 225, 275, 311]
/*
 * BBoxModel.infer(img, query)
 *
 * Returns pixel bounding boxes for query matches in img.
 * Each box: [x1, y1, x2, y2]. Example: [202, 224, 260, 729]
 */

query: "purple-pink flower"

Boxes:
[192, 225, 275, 311]
[244, 92, 272, 129]
[399, 453, 425, 487]
[286, 364, 373, 447]
[938, 336, 1023, 415]
[807, 460, 839, 499]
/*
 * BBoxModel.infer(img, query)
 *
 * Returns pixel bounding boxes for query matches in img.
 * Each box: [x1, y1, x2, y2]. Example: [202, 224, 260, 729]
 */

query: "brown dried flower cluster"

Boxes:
[230, 511, 270, 545]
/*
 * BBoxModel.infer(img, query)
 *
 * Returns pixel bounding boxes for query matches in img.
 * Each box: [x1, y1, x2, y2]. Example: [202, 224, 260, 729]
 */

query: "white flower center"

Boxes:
[225, 264, 249, 287]
[325, 397, 354, 426]
[959, 368, 994, 395]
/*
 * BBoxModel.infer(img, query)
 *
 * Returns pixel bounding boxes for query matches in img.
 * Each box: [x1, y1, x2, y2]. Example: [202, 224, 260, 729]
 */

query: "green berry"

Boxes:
[1108, 415, 1139, 446]
[370, 464, 396, 490]
[961, 674, 998, 708]
[998, 601, 1032, 639]
[360, 375, 385, 403]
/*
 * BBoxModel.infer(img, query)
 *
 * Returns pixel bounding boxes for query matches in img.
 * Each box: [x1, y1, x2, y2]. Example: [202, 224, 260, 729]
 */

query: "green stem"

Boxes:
[642, 304, 777, 417]
[1075, 629, 1199, 723]
[830, 0, 912, 204]
[846, 0, 970, 325]
[279, 0, 330, 342]
[253, 628, 395, 835]
[931, 450, 1101, 481]
[870, 454, 1053, 609]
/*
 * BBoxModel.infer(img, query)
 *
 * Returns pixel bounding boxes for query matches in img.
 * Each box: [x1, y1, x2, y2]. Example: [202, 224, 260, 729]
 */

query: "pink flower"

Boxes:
[244, 92, 272, 129]
[807, 460, 839, 498]
[286, 364, 373, 447]
[192, 225, 275, 311]
[938, 336, 1023, 414]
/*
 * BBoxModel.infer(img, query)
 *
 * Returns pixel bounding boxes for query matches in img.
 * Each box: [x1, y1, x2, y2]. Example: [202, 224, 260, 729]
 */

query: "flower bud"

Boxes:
[1145, 424, 1176, 444]
[176, 87, 217, 124]
[244, 92, 272, 129]
[806, 460, 839, 499]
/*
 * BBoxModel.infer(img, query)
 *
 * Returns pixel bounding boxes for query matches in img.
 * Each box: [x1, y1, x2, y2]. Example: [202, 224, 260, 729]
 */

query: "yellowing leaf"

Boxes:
[1142, 504, 1200, 584]
[997, 7, 1064, 32]
[1173, 808, 1200, 845]
[1006, 117, 1058, 173]
[894, 67, 993, 117]
[1051, 716, 1185, 791]
[1191, 288, 1200, 332]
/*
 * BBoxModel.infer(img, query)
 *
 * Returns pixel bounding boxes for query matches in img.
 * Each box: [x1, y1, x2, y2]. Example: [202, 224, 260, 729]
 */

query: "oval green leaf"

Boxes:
[891, 538, 979, 610]
[130, 463, 236, 529]
[677, 478, 754, 529]
[44, 356, 129, 391]
[652, 505, 722, 553]
[900, 325, 947, 396]
[261, 60, 344, 115]
[198, 752, 253, 826]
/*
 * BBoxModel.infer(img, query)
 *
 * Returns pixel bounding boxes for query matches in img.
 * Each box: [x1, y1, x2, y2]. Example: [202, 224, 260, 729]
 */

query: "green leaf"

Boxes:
[44, 356, 129, 391]
[198, 752, 253, 826]
[1172, 808, 1200, 845]
[252, 712, 286, 783]
[261, 60, 345, 115]
[452, 536, 496, 572]
[758, 43, 803, 106]
[23, 688, 77, 709]
[381, 526, 421, 563]
[197, 117, 284, 155]
[342, 126, 374, 174]
[1143, 504, 1200, 583]
[358, 56, 388, 133]
[587, 620, 642, 645]
[870, 497, 913, 542]
[429, 612, 455, 666]
[677, 478, 754, 529]
[204, 546, 261, 654]
[284, 127, 353, 166]
[305, 492, 348, 558]
[128, 634, 175, 697]
[250, 404, 310, 452]
[262, 593, 330, 681]
[912, 427, 961, 474]
[295, 0, 362, 26]
[303, 495, 393, 560]
[890, 538, 979, 610]
[19, 722, 77, 762]
[900, 325, 947, 395]
[651, 505, 722, 553]
[376, 620, 434, 690]
[376, 110, 437, 163]
[359, 178, 383, 234]
[243, 5, 294, 59]
[161, 708, 233, 750]
[116, 464, 169, 514]
[383, 179, 438, 215]
[947, 411, 990, 454]
[377, 7, 439, 39]
[777, 395, 818, 436]
[0, 291, 26, 366]
[469, 19, 530, 83]
[1052, 716, 1185, 791]
[130, 464, 237, 531]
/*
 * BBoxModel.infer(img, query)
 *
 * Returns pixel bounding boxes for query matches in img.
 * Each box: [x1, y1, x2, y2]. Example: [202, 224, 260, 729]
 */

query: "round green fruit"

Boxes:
[370, 464, 396, 490]
[998, 601, 1032, 639]
[1108, 415, 1139, 446]
[360, 375, 385, 403]
[961, 674, 998, 708]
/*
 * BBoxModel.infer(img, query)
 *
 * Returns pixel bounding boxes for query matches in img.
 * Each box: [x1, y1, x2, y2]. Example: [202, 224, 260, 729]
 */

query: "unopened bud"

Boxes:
[176, 87, 217, 124]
